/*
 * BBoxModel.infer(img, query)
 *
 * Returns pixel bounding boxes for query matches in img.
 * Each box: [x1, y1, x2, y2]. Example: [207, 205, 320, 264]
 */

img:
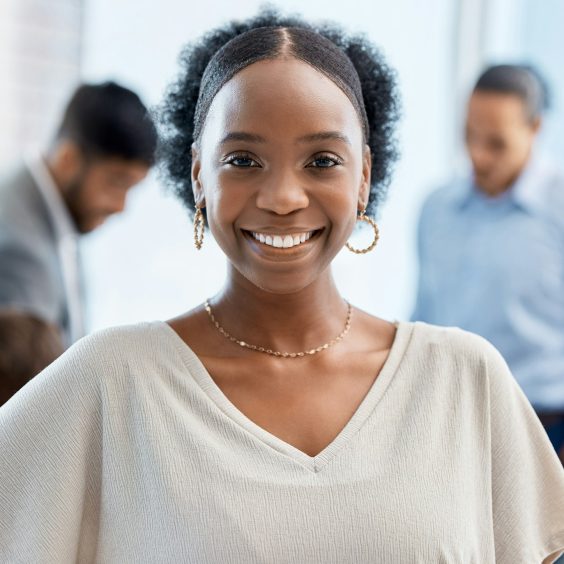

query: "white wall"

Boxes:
[519, 0, 564, 157]
[470, 0, 563, 167]
[80, 0, 457, 330]
[0, 0, 82, 170]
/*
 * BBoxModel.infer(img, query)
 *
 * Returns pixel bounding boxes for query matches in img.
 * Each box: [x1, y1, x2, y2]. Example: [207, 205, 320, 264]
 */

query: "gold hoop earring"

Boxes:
[346, 210, 379, 254]
[194, 207, 205, 250]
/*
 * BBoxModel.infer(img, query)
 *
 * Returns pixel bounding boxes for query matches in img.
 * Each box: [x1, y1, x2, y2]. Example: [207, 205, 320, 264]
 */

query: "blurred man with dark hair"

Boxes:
[413, 64, 564, 460]
[0, 81, 157, 346]
[0, 309, 64, 406]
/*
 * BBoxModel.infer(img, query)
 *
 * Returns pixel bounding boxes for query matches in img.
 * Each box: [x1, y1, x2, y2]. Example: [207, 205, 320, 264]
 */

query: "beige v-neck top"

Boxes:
[1, 321, 563, 563]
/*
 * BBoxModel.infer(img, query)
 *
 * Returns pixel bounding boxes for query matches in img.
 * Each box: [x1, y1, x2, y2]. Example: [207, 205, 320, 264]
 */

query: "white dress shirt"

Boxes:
[26, 154, 85, 345]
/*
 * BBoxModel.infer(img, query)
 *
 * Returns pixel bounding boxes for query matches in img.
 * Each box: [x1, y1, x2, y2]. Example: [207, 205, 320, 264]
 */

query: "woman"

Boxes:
[1, 10, 563, 563]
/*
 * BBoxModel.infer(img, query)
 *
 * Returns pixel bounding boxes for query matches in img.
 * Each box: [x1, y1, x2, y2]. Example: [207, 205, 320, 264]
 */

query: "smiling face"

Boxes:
[192, 57, 371, 294]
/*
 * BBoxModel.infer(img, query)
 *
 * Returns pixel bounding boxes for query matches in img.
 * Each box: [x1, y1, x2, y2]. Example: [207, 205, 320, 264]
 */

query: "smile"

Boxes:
[250, 230, 316, 249]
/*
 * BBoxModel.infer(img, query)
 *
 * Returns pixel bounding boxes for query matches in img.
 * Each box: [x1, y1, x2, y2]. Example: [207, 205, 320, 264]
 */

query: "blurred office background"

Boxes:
[1, 0, 562, 331]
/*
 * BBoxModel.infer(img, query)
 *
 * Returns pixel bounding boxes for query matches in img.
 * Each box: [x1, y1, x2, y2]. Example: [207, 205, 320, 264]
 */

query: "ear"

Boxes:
[47, 140, 84, 192]
[530, 116, 542, 135]
[56, 140, 83, 175]
[358, 144, 372, 211]
[191, 143, 205, 208]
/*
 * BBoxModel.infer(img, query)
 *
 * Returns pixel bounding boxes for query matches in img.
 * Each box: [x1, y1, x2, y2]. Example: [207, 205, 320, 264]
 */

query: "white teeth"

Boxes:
[251, 230, 316, 248]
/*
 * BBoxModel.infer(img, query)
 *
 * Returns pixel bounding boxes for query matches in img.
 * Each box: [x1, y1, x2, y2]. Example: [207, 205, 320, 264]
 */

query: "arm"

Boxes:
[0, 337, 103, 562]
[485, 344, 564, 563]
[0, 236, 61, 323]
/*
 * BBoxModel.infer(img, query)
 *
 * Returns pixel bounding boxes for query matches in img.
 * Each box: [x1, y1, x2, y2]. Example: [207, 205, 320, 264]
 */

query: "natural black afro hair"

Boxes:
[157, 7, 400, 218]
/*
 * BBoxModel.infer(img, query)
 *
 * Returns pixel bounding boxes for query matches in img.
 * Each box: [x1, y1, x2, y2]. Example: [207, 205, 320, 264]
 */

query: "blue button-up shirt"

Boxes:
[413, 156, 564, 410]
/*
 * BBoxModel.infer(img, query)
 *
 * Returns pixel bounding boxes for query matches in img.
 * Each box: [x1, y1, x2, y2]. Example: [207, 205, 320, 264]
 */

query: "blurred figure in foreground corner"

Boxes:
[0, 309, 64, 406]
[0, 82, 158, 347]
[413, 64, 564, 461]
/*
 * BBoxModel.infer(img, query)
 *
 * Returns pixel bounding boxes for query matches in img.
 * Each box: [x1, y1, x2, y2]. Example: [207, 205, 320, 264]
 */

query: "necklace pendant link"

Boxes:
[204, 300, 353, 358]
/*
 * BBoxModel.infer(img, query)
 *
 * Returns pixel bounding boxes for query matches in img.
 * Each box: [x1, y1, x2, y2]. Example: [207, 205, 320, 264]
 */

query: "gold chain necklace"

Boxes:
[204, 300, 353, 358]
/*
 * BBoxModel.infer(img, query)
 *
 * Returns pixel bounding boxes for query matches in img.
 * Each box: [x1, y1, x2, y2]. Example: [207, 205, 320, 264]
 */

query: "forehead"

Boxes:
[467, 91, 528, 130]
[200, 57, 364, 148]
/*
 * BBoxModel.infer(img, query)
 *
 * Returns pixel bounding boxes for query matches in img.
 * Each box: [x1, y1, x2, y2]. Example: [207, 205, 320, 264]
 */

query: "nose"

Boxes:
[468, 143, 493, 173]
[255, 168, 309, 215]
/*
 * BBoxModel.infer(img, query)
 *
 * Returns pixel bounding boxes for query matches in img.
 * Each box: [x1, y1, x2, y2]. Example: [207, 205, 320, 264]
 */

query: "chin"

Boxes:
[241, 268, 317, 296]
[77, 224, 97, 235]
[79, 217, 107, 234]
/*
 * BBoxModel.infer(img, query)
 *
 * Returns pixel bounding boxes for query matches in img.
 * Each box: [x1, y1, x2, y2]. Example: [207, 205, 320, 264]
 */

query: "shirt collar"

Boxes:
[509, 153, 551, 212]
[454, 153, 551, 213]
[26, 152, 79, 240]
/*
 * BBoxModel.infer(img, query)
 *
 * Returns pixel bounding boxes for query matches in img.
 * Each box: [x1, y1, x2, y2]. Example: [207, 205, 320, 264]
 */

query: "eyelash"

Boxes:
[222, 152, 344, 169]
[307, 154, 343, 168]
[223, 153, 260, 167]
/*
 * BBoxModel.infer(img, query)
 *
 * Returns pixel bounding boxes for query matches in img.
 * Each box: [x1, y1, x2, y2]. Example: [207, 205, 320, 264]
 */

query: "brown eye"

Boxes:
[307, 155, 343, 168]
[225, 154, 260, 167]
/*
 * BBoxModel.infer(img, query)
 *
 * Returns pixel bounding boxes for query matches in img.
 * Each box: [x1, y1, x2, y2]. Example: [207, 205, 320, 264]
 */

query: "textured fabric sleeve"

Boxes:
[485, 343, 564, 563]
[0, 334, 105, 563]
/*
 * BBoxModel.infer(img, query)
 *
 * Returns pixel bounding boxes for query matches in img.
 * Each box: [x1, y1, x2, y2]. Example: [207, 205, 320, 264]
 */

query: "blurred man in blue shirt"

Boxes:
[413, 65, 564, 459]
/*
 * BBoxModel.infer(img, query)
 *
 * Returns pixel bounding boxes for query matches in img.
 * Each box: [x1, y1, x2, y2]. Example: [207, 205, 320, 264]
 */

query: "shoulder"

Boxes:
[410, 321, 505, 359]
[0, 226, 60, 304]
[0, 231, 53, 264]
[0, 164, 39, 215]
[0, 166, 52, 247]
[62, 321, 171, 369]
[523, 157, 564, 215]
[2, 322, 174, 413]
[0, 163, 31, 191]
[541, 165, 564, 222]
[403, 322, 526, 424]
[407, 321, 510, 382]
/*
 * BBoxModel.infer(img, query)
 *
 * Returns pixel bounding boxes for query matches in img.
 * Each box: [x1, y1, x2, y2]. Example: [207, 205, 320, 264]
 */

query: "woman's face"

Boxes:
[192, 57, 371, 294]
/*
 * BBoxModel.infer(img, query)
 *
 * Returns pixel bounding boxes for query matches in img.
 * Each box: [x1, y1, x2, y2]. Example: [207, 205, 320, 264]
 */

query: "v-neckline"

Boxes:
[159, 320, 414, 473]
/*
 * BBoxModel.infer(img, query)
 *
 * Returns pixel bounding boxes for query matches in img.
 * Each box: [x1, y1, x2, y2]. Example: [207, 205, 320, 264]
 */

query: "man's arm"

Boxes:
[0, 237, 61, 324]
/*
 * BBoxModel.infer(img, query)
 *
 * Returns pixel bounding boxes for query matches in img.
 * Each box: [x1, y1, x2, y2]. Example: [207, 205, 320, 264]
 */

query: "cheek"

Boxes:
[323, 169, 363, 214]
[78, 173, 104, 203]
[206, 170, 250, 219]
[500, 146, 526, 172]
[202, 172, 251, 246]
[505, 129, 533, 159]
[82, 184, 108, 209]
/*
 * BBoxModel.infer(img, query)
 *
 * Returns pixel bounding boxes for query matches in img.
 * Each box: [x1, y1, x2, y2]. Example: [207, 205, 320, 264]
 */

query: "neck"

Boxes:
[209, 267, 349, 353]
[477, 183, 512, 198]
[477, 152, 532, 198]
[43, 152, 67, 198]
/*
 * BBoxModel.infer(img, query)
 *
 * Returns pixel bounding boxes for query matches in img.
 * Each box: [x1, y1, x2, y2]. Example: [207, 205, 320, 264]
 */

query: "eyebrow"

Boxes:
[219, 130, 352, 146]
[220, 132, 266, 145]
[297, 131, 351, 145]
